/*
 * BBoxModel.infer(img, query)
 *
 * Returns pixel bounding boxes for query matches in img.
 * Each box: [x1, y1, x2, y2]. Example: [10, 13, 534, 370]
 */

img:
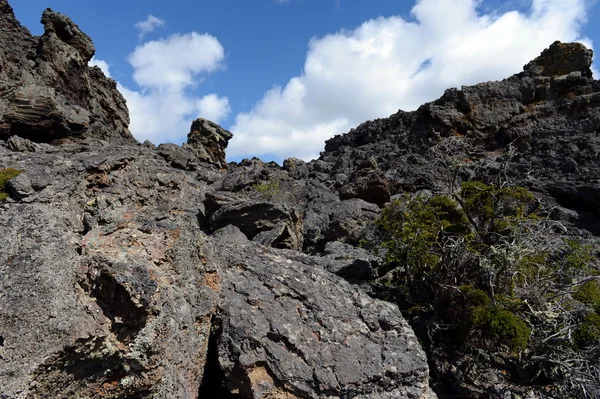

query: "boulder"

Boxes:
[212, 226, 435, 399]
[208, 198, 303, 251]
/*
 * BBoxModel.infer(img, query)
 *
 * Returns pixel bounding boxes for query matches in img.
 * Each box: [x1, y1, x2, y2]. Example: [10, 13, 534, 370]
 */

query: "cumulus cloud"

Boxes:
[196, 94, 231, 123]
[89, 57, 111, 78]
[135, 15, 165, 39]
[118, 33, 228, 144]
[129, 32, 224, 89]
[229, 0, 592, 161]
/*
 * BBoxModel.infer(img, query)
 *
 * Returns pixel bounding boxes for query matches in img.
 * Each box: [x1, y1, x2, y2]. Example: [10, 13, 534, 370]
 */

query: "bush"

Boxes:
[375, 182, 540, 295]
[252, 180, 280, 197]
[0, 168, 23, 201]
[372, 181, 542, 352]
[470, 305, 531, 352]
[461, 285, 491, 307]
[564, 239, 595, 273]
[574, 280, 600, 313]
[573, 312, 600, 348]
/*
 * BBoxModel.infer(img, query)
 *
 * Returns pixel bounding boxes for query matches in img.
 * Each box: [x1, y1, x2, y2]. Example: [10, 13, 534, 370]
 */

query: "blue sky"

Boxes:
[12, 0, 600, 162]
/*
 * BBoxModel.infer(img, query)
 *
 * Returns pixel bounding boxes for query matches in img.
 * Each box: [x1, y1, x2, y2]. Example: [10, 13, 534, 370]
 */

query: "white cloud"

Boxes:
[229, 0, 592, 161]
[196, 94, 231, 123]
[118, 33, 228, 145]
[129, 33, 224, 89]
[135, 15, 165, 39]
[89, 57, 111, 78]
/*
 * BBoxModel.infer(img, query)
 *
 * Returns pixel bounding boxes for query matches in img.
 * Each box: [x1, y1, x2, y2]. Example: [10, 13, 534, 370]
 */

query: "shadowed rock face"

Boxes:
[523, 40, 593, 78]
[2, 1, 600, 398]
[186, 118, 233, 169]
[0, 1, 133, 143]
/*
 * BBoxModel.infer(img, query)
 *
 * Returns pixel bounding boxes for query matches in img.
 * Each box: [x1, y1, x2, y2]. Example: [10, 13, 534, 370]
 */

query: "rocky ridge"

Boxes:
[1, 1, 600, 398]
[0, 3, 434, 399]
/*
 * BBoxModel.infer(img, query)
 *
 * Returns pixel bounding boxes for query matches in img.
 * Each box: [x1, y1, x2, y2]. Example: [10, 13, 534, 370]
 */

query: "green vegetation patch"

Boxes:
[252, 180, 280, 197]
[470, 305, 531, 352]
[564, 239, 596, 273]
[371, 181, 542, 352]
[574, 280, 600, 313]
[0, 168, 23, 201]
[574, 312, 600, 348]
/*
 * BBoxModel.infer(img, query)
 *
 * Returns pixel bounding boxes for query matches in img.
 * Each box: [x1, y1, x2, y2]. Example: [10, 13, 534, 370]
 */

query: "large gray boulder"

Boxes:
[0, 145, 218, 398]
[212, 226, 435, 399]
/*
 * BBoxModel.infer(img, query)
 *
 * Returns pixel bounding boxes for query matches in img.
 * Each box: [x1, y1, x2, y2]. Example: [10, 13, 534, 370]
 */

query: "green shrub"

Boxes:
[374, 182, 539, 292]
[0, 168, 23, 201]
[460, 285, 491, 307]
[375, 194, 471, 282]
[564, 239, 595, 273]
[459, 181, 537, 248]
[574, 280, 600, 312]
[470, 306, 531, 351]
[573, 312, 600, 348]
[252, 180, 280, 196]
[372, 182, 539, 353]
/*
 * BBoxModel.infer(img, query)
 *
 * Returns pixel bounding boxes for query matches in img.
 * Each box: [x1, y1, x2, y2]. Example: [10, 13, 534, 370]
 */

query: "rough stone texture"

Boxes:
[0, 145, 219, 398]
[6, 1, 600, 398]
[0, 140, 433, 398]
[523, 40, 593, 78]
[213, 226, 434, 399]
[5, 135, 51, 152]
[0, 2, 133, 144]
[186, 118, 233, 169]
[206, 191, 304, 251]
[0, 4, 438, 393]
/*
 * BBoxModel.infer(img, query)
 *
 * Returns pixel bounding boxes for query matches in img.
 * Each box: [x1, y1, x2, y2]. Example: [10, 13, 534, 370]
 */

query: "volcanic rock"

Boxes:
[4, 1, 600, 398]
[0, 2, 133, 144]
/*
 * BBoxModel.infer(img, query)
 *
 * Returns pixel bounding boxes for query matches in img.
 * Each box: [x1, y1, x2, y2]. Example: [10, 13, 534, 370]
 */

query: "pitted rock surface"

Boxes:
[186, 118, 233, 169]
[0, 144, 218, 398]
[4, 1, 600, 398]
[0, 1, 132, 143]
[213, 226, 435, 399]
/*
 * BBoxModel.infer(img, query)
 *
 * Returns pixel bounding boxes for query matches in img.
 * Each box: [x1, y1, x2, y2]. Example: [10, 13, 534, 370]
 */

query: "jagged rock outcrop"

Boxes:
[318, 41, 600, 236]
[0, 140, 434, 398]
[186, 118, 233, 169]
[1, 145, 219, 398]
[2, 1, 600, 398]
[214, 41, 600, 398]
[0, 1, 132, 143]
[0, 5, 436, 399]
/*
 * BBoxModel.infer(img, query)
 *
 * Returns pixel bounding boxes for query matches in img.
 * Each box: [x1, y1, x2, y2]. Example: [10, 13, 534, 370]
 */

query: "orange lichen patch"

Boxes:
[203, 271, 221, 293]
[169, 228, 181, 241]
[86, 172, 110, 189]
[262, 388, 301, 399]
[248, 366, 275, 396]
[81, 225, 178, 266]
[246, 367, 302, 399]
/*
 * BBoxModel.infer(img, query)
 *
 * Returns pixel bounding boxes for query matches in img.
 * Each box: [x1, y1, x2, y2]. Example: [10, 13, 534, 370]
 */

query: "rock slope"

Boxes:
[0, 3, 435, 399]
[1, 1, 600, 399]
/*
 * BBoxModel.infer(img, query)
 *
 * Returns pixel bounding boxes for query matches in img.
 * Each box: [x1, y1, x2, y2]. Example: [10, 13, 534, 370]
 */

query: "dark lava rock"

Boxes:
[5, 1, 600, 398]
[0, 2, 133, 144]
[523, 40, 593, 78]
[186, 118, 233, 169]
[212, 226, 435, 399]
